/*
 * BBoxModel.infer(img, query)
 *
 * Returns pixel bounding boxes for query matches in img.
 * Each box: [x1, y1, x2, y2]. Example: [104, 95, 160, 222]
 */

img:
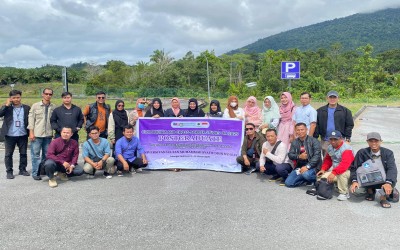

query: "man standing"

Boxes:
[115, 125, 148, 176]
[50, 92, 84, 142]
[350, 132, 398, 208]
[285, 123, 322, 187]
[312, 130, 354, 201]
[314, 90, 354, 156]
[82, 126, 115, 179]
[292, 92, 317, 136]
[28, 88, 56, 180]
[259, 129, 292, 185]
[83, 91, 111, 139]
[236, 123, 266, 174]
[0, 90, 30, 179]
[44, 127, 84, 188]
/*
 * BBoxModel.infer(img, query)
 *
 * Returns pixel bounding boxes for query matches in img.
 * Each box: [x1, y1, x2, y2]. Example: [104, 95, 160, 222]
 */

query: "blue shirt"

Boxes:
[7, 106, 27, 136]
[292, 104, 317, 130]
[325, 107, 336, 141]
[82, 138, 111, 160]
[115, 136, 144, 162]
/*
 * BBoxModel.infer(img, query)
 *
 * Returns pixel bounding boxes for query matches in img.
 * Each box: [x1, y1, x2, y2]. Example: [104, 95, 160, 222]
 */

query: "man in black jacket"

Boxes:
[0, 90, 30, 179]
[350, 132, 397, 208]
[50, 92, 84, 142]
[314, 90, 354, 156]
[285, 123, 322, 187]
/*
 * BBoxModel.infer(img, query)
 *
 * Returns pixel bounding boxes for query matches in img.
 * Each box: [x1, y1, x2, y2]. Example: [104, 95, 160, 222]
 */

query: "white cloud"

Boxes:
[0, 0, 399, 68]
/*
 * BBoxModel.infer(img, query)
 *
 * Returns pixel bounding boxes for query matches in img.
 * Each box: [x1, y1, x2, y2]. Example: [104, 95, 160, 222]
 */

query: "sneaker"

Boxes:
[86, 174, 95, 179]
[19, 170, 30, 176]
[306, 188, 317, 196]
[305, 182, 315, 187]
[32, 175, 42, 181]
[269, 175, 282, 182]
[279, 179, 286, 186]
[245, 167, 256, 175]
[48, 178, 58, 188]
[135, 168, 143, 173]
[105, 175, 112, 179]
[337, 193, 350, 201]
[6, 172, 14, 179]
[59, 173, 69, 181]
[103, 172, 112, 179]
[117, 171, 123, 177]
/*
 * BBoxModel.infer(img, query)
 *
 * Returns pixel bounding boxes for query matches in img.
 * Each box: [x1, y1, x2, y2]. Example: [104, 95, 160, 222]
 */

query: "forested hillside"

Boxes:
[228, 8, 400, 54]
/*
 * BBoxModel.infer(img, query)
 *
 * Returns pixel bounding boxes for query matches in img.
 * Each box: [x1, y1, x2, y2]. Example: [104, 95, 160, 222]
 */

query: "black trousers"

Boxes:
[116, 157, 147, 171]
[44, 159, 84, 179]
[4, 135, 28, 173]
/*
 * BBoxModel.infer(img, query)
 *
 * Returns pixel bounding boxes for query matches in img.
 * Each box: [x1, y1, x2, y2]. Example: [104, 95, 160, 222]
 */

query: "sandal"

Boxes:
[380, 199, 391, 208]
[365, 189, 375, 201]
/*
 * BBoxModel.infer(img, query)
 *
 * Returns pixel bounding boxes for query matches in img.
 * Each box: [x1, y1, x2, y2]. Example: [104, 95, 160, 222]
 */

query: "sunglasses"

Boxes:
[44, 93, 53, 96]
[117, 104, 124, 107]
[97, 96, 105, 99]
[245, 128, 254, 131]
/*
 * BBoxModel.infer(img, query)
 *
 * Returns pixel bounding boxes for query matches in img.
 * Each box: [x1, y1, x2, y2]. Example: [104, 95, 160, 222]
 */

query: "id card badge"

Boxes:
[15, 121, 21, 127]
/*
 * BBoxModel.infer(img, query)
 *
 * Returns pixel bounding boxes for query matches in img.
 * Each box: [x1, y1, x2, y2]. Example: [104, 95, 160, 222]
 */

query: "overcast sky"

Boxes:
[0, 0, 399, 68]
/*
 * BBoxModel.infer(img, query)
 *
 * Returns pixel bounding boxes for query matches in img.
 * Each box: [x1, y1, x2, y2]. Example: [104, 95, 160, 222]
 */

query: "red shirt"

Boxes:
[46, 137, 79, 165]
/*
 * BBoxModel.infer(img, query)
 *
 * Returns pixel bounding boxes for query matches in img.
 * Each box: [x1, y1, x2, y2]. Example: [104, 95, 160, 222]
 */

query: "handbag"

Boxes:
[264, 141, 282, 164]
[316, 178, 334, 200]
[356, 159, 386, 187]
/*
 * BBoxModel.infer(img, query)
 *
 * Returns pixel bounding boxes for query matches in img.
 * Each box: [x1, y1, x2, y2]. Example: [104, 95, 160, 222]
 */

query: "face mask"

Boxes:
[230, 102, 237, 108]
[138, 103, 145, 109]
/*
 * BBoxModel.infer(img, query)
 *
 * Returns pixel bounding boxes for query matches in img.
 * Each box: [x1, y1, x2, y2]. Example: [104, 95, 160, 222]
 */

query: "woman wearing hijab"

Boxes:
[244, 96, 262, 127]
[207, 100, 223, 117]
[129, 97, 147, 126]
[259, 96, 281, 132]
[223, 96, 245, 120]
[185, 98, 205, 117]
[108, 100, 130, 145]
[164, 97, 185, 117]
[277, 92, 296, 148]
[145, 98, 164, 117]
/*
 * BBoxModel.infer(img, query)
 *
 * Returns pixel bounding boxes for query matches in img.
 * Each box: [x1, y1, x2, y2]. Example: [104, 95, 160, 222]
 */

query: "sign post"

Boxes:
[281, 61, 300, 88]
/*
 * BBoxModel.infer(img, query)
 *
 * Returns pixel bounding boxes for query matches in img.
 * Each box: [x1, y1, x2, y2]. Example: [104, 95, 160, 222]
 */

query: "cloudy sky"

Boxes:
[0, 0, 399, 68]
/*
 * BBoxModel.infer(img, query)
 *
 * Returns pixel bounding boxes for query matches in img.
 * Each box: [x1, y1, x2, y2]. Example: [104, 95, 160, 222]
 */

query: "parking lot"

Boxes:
[1, 106, 400, 249]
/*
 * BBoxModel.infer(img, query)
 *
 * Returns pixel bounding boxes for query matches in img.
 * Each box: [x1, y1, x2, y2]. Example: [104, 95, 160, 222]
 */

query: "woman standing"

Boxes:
[223, 96, 245, 120]
[145, 98, 164, 117]
[243, 96, 262, 127]
[129, 98, 147, 126]
[207, 100, 223, 118]
[164, 97, 185, 117]
[108, 100, 130, 144]
[185, 98, 205, 117]
[259, 96, 280, 132]
[277, 92, 296, 148]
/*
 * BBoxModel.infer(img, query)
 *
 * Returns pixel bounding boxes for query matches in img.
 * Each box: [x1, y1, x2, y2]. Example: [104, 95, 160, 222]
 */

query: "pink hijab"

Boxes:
[279, 92, 295, 122]
[171, 97, 181, 116]
[244, 96, 262, 126]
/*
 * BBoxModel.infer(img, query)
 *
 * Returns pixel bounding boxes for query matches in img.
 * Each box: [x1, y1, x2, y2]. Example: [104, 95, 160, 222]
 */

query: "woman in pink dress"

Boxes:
[243, 96, 262, 127]
[277, 92, 296, 149]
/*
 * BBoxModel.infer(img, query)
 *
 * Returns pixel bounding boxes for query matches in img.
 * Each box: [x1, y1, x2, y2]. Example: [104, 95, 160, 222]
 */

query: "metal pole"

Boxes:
[205, 56, 211, 102]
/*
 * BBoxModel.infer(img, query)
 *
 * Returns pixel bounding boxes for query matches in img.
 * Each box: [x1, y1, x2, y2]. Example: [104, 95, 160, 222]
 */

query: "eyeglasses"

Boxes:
[90, 132, 99, 135]
[117, 104, 124, 107]
[44, 93, 53, 96]
[245, 128, 254, 131]
[97, 96, 105, 99]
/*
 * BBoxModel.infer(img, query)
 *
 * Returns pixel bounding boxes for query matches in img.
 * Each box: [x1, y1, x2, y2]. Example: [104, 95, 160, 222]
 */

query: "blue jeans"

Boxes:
[30, 137, 52, 176]
[285, 168, 316, 187]
[261, 162, 293, 179]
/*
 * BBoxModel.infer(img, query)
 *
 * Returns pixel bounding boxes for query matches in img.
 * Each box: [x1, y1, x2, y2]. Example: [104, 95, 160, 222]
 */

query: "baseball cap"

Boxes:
[367, 132, 382, 141]
[329, 130, 342, 139]
[327, 90, 339, 98]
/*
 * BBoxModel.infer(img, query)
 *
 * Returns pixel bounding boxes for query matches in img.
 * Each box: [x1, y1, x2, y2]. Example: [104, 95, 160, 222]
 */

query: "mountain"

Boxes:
[228, 8, 400, 54]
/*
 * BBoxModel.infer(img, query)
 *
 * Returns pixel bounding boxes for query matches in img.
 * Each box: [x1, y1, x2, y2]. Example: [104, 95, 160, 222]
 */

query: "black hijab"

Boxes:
[112, 100, 128, 141]
[209, 100, 222, 116]
[145, 98, 164, 117]
[185, 98, 205, 117]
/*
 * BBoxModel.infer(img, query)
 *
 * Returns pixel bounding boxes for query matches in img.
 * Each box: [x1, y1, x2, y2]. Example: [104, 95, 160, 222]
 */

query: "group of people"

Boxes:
[1, 89, 397, 208]
[236, 91, 397, 208]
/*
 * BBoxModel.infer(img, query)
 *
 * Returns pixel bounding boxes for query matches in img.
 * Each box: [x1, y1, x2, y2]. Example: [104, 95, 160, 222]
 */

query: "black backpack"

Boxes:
[316, 178, 334, 200]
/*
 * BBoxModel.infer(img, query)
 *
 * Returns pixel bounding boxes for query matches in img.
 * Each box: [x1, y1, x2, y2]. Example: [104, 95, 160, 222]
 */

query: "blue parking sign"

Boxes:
[281, 61, 300, 79]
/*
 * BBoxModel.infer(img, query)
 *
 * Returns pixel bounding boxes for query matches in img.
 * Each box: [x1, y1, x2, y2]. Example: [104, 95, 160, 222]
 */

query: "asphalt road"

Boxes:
[1, 106, 400, 250]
